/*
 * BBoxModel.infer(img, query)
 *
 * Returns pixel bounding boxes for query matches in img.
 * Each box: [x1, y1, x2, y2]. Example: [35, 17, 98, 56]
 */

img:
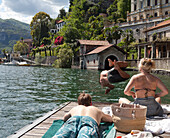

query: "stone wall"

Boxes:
[126, 59, 170, 76]
[127, 59, 170, 70]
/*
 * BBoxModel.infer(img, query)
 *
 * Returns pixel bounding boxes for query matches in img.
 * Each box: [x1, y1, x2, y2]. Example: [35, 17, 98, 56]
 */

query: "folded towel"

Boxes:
[144, 118, 170, 134]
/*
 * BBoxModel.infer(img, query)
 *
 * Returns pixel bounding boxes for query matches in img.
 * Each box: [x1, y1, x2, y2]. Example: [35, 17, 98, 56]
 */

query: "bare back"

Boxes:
[65, 105, 112, 125]
[134, 73, 157, 98]
[124, 72, 168, 98]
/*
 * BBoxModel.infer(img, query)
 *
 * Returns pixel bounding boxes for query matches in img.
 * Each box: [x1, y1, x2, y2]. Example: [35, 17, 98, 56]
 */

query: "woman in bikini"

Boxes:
[119, 58, 169, 117]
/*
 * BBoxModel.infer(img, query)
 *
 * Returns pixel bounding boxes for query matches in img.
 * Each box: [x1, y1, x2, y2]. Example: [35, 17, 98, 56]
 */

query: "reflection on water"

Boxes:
[0, 65, 169, 137]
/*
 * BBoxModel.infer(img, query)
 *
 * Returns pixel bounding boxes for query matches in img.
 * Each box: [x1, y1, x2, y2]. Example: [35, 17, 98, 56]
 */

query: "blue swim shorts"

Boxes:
[53, 116, 99, 138]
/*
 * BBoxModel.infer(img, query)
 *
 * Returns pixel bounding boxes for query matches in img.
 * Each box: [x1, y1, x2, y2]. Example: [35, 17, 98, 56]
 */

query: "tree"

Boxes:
[41, 37, 51, 45]
[103, 27, 112, 43]
[30, 12, 51, 46]
[2, 49, 7, 58]
[86, 15, 104, 40]
[118, 29, 135, 55]
[117, 0, 130, 20]
[13, 41, 29, 55]
[69, 0, 74, 12]
[58, 8, 67, 19]
[53, 44, 73, 68]
[61, 26, 81, 43]
[111, 26, 122, 44]
[103, 26, 122, 44]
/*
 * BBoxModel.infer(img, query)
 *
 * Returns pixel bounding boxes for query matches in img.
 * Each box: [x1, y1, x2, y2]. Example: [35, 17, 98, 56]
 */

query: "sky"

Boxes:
[0, 0, 69, 24]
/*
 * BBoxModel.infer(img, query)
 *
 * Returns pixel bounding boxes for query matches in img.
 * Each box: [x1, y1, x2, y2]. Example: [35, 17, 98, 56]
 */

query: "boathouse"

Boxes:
[76, 40, 126, 70]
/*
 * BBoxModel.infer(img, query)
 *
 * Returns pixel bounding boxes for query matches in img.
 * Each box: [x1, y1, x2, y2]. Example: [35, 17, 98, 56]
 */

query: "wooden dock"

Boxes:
[8, 102, 170, 138]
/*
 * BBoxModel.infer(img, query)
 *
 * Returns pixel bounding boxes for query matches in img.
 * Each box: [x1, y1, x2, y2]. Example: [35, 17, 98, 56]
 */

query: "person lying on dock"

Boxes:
[100, 59, 130, 94]
[119, 58, 169, 117]
[53, 92, 113, 138]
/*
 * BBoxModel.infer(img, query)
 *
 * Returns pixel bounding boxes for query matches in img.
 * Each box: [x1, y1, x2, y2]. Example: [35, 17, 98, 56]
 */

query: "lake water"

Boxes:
[0, 65, 170, 138]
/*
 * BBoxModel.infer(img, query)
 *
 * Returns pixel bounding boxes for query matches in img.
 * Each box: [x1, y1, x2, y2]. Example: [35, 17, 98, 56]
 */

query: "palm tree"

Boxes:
[103, 27, 112, 43]
[103, 26, 122, 44]
[122, 29, 136, 53]
[111, 26, 122, 44]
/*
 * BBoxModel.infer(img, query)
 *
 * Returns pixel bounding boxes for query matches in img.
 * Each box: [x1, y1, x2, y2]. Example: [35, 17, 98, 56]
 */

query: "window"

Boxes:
[134, 4, 137, 11]
[136, 28, 140, 33]
[155, 0, 157, 5]
[166, 0, 169, 4]
[93, 59, 95, 64]
[141, 1, 143, 8]
[134, 17, 137, 21]
[140, 15, 143, 19]
[159, 33, 162, 39]
[147, 0, 150, 6]
[154, 12, 158, 17]
[164, 32, 166, 37]
[146, 14, 150, 18]
[165, 11, 168, 15]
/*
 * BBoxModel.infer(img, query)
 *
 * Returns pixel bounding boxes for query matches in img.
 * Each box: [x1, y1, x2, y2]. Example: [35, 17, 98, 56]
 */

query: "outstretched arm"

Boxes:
[101, 112, 113, 122]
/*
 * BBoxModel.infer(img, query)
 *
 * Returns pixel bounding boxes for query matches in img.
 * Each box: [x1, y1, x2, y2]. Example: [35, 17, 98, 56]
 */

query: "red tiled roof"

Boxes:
[56, 20, 64, 24]
[78, 40, 110, 46]
[86, 44, 126, 55]
[145, 19, 170, 32]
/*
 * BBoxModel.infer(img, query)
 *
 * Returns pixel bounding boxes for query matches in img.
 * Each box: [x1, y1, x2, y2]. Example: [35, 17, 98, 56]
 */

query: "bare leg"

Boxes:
[105, 84, 115, 94]
[108, 59, 114, 67]
[119, 98, 131, 104]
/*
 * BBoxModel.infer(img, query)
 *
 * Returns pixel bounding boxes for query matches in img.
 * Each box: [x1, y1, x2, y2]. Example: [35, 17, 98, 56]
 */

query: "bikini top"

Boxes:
[135, 88, 156, 98]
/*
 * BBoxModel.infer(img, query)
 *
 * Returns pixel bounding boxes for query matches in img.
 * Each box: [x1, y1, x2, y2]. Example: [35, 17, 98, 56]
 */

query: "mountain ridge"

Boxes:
[0, 18, 32, 53]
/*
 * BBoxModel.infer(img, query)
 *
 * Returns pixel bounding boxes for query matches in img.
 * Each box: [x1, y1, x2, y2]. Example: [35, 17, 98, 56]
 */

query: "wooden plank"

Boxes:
[8, 102, 71, 138]
[25, 128, 47, 134]
[22, 135, 40, 138]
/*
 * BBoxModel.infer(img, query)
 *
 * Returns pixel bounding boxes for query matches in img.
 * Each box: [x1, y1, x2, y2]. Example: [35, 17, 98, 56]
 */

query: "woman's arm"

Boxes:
[124, 76, 136, 98]
[155, 78, 169, 98]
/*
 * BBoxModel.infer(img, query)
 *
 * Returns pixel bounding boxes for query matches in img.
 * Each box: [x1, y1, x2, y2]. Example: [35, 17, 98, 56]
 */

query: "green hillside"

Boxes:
[0, 18, 31, 53]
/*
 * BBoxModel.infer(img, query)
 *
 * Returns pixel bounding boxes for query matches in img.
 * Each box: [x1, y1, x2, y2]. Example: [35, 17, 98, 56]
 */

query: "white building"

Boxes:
[50, 20, 66, 34]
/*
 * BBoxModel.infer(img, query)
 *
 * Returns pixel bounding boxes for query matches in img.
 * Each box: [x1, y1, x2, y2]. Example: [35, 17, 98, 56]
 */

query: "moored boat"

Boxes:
[17, 61, 30, 66]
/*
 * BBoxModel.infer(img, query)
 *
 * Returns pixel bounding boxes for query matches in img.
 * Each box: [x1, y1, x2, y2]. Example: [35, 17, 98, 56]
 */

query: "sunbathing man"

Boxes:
[53, 92, 113, 138]
[100, 59, 130, 94]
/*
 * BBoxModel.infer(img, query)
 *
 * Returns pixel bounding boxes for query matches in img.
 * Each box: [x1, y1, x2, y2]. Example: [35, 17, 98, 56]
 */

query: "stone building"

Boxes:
[76, 40, 126, 70]
[110, 0, 170, 43]
[136, 19, 170, 70]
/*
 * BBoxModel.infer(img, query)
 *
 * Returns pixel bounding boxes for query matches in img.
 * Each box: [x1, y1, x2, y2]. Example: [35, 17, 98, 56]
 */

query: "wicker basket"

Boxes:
[111, 103, 147, 133]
